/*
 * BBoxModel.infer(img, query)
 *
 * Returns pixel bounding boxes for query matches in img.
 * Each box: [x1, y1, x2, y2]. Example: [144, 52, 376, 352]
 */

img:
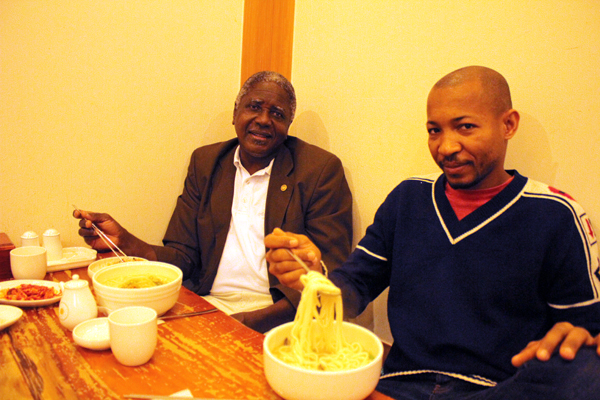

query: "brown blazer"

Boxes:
[153, 136, 353, 309]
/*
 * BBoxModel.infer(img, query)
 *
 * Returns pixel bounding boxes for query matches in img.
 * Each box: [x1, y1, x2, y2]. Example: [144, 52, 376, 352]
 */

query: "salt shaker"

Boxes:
[43, 228, 63, 261]
[58, 274, 98, 331]
[21, 231, 40, 247]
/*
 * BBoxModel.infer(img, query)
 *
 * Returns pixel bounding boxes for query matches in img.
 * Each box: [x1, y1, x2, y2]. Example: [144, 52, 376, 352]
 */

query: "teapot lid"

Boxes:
[64, 274, 89, 289]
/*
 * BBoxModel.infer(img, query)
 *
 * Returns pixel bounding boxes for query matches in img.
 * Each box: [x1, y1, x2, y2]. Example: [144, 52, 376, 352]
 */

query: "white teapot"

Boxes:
[58, 274, 98, 331]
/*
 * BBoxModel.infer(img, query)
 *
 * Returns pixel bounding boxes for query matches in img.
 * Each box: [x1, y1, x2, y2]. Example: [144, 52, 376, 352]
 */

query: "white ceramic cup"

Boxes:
[10, 246, 47, 280]
[21, 231, 40, 247]
[108, 306, 157, 366]
[43, 229, 63, 261]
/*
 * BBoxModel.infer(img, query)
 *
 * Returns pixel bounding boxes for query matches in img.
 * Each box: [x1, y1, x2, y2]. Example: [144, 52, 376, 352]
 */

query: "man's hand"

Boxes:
[511, 322, 600, 367]
[73, 209, 157, 260]
[73, 209, 127, 251]
[265, 228, 322, 291]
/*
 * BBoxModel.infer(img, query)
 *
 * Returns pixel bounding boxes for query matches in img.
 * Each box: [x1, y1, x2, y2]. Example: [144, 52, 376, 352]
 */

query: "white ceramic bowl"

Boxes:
[87, 256, 147, 279]
[264, 321, 384, 400]
[73, 317, 110, 350]
[92, 261, 182, 316]
[0, 305, 23, 330]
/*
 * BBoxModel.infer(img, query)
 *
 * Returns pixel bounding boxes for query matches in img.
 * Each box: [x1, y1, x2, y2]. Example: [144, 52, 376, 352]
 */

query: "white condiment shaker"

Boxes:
[59, 274, 98, 331]
[43, 228, 63, 261]
[21, 231, 40, 247]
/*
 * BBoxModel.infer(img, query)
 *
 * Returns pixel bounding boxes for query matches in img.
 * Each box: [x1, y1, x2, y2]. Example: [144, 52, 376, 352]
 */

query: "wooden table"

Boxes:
[1, 267, 393, 400]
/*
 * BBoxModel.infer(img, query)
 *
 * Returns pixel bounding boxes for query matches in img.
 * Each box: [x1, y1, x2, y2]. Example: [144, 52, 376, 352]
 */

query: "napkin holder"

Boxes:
[0, 233, 15, 281]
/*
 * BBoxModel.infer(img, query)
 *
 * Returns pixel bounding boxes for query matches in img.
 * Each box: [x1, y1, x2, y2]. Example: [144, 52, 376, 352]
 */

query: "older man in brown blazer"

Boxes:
[74, 71, 352, 333]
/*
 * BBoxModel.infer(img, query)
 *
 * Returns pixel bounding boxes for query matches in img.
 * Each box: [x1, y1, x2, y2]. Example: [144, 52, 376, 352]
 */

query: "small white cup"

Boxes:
[43, 229, 63, 261]
[10, 246, 48, 280]
[108, 306, 157, 366]
[21, 231, 40, 247]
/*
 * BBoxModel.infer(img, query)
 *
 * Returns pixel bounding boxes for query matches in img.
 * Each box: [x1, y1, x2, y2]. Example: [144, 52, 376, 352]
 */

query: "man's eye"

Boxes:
[427, 128, 439, 135]
[249, 104, 261, 111]
[272, 111, 284, 119]
[461, 123, 476, 130]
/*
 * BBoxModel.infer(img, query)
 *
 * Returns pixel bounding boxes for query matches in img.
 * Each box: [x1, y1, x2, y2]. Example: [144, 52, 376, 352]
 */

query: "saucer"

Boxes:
[0, 305, 23, 330]
[72, 317, 110, 350]
[47, 247, 98, 272]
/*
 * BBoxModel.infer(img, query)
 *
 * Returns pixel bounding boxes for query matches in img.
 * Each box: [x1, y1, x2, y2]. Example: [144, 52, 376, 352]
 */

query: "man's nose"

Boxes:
[437, 132, 461, 156]
[255, 109, 272, 126]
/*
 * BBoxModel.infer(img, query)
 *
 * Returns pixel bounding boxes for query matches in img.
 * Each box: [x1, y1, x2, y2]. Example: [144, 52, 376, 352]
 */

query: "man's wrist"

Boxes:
[127, 235, 158, 261]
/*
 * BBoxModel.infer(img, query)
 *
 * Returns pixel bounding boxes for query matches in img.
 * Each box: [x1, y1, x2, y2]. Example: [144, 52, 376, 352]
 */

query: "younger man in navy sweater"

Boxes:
[265, 66, 600, 400]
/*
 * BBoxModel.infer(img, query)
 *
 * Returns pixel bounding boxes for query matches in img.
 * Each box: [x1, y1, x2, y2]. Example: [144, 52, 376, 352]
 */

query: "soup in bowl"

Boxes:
[92, 261, 182, 316]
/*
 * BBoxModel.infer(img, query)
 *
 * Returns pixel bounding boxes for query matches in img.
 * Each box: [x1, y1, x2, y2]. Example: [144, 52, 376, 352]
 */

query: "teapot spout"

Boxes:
[97, 306, 112, 316]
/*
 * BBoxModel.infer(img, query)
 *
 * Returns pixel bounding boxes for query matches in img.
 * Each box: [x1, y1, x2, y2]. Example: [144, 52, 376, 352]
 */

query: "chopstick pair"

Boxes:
[284, 248, 340, 296]
[158, 308, 219, 320]
[72, 204, 127, 261]
[284, 248, 311, 273]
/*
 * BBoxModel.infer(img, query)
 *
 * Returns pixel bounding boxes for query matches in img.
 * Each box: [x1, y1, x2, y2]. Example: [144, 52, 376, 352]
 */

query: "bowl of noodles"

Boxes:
[92, 261, 182, 316]
[263, 272, 383, 400]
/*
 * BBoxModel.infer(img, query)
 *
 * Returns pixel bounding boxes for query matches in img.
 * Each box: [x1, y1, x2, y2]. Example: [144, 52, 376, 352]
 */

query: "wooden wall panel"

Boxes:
[241, 0, 295, 84]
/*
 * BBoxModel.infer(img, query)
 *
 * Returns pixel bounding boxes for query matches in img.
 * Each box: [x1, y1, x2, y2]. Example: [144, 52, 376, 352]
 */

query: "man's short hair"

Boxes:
[433, 66, 512, 115]
[234, 71, 297, 122]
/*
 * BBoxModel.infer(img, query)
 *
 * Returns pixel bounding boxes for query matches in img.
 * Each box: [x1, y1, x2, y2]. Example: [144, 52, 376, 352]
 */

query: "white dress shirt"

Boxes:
[203, 146, 274, 314]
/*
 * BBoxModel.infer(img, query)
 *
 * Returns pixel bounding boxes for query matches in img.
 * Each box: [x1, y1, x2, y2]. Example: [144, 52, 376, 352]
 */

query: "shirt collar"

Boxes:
[233, 145, 274, 176]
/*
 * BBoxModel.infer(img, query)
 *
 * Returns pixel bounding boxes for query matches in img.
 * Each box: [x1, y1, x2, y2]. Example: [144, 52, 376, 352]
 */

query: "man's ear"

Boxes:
[503, 109, 520, 140]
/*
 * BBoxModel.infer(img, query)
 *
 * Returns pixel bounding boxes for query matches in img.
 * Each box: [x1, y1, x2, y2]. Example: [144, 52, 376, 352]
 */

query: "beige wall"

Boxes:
[1, 1, 244, 246]
[2, 1, 599, 341]
[291, 1, 600, 341]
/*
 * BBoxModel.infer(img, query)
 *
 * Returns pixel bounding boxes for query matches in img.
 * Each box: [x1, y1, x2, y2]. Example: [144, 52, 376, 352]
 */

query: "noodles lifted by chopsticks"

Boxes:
[275, 271, 371, 371]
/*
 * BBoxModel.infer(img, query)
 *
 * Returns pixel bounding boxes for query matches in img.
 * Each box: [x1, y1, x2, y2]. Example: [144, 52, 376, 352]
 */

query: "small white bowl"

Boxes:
[264, 321, 383, 400]
[92, 261, 182, 316]
[0, 305, 24, 330]
[73, 317, 110, 350]
[87, 256, 146, 279]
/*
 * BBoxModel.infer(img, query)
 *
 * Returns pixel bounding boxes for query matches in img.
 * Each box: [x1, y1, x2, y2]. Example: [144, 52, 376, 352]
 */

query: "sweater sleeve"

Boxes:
[542, 200, 600, 334]
[330, 184, 401, 318]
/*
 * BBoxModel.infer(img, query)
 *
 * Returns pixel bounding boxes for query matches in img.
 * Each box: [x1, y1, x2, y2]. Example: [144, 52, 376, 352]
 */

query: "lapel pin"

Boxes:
[280, 184, 288, 192]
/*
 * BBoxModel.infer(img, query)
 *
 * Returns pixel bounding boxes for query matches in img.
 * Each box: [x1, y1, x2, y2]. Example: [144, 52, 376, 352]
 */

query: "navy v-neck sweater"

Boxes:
[331, 171, 600, 385]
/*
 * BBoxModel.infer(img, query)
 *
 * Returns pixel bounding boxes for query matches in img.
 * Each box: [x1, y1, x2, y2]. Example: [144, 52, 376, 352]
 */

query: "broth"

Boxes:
[103, 274, 171, 289]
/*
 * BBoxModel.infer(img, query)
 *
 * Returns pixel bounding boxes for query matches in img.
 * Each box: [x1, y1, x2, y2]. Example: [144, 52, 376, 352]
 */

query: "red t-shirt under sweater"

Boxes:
[445, 176, 514, 220]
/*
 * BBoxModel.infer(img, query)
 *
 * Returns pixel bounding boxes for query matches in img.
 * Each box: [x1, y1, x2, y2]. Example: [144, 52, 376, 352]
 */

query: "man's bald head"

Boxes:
[431, 66, 512, 116]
